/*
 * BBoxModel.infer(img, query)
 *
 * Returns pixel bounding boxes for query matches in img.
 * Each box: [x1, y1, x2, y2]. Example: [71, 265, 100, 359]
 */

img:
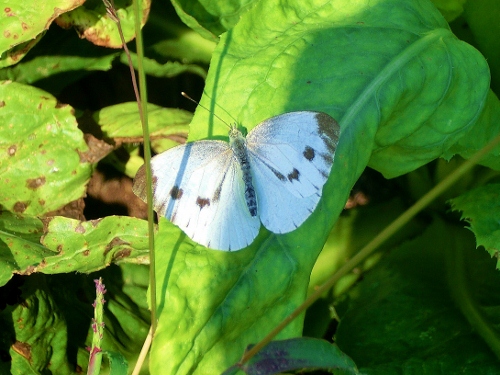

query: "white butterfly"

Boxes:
[133, 111, 340, 251]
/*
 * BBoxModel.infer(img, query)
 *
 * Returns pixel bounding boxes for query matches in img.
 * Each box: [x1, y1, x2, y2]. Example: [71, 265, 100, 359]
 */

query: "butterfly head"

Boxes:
[228, 123, 246, 141]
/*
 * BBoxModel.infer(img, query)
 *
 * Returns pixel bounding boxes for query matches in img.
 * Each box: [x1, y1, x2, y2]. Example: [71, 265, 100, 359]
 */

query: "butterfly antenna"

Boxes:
[181, 92, 233, 129]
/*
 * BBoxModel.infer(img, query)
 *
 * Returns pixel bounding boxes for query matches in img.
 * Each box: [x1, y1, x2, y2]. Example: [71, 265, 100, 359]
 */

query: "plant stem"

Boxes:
[103, 0, 156, 359]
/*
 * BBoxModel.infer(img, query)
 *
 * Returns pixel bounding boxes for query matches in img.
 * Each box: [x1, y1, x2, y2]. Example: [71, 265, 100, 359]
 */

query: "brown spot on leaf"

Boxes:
[0, 100, 5, 107]
[8, 145, 16, 156]
[89, 219, 102, 228]
[4, 7, 11, 12]
[21, 22, 28, 31]
[38, 199, 45, 206]
[75, 223, 86, 233]
[12, 341, 31, 361]
[13, 201, 28, 213]
[113, 249, 131, 260]
[3, 30, 10, 38]
[105, 237, 129, 256]
[26, 176, 46, 190]
[39, 217, 53, 233]
[20, 265, 36, 276]
[83, 250, 90, 256]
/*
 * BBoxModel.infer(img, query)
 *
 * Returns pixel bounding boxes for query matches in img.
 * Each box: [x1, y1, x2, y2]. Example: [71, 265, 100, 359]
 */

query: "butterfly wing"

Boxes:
[133, 141, 260, 251]
[246, 111, 340, 233]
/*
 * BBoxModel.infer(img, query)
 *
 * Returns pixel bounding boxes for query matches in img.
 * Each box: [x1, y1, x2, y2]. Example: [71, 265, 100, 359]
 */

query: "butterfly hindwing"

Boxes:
[249, 156, 321, 233]
[246, 111, 339, 233]
[133, 141, 260, 251]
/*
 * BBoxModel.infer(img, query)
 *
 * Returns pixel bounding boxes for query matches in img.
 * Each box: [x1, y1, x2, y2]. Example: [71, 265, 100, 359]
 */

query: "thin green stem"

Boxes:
[104, 0, 156, 336]
[132, 327, 154, 375]
[130, 0, 156, 335]
[239, 132, 500, 365]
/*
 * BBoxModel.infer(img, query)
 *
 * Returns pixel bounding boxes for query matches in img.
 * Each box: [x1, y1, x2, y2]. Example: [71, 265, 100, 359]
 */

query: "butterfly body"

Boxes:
[229, 127, 258, 217]
[133, 111, 340, 251]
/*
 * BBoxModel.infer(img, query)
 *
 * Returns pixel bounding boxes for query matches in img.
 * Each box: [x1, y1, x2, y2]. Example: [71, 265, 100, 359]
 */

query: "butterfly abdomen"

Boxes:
[230, 129, 258, 217]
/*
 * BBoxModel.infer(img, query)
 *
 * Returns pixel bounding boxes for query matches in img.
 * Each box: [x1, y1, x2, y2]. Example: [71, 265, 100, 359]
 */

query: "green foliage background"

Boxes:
[1, 0, 500, 374]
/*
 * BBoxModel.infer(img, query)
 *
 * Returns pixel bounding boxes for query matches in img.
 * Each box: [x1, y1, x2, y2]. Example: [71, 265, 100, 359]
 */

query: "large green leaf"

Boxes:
[0, 25, 119, 92]
[335, 217, 500, 373]
[55, 0, 151, 48]
[121, 52, 208, 80]
[222, 338, 358, 375]
[1, 264, 150, 374]
[463, 0, 500, 93]
[0, 0, 84, 67]
[170, 0, 253, 41]
[144, 3, 215, 65]
[3, 275, 74, 374]
[94, 102, 192, 140]
[93, 102, 192, 176]
[431, 0, 466, 22]
[148, 0, 491, 374]
[0, 212, 149, 287]
[0, 5, 210, 92]
[449, 183, 500, 268]
[0, 81, 91, 215]
[443, 90, 500, 170]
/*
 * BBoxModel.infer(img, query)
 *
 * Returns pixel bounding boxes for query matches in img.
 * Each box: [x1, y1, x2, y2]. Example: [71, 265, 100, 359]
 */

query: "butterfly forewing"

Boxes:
[246, 111, 339, 233]
[246, 112, 339, 198]
[133, 141, 260, 251]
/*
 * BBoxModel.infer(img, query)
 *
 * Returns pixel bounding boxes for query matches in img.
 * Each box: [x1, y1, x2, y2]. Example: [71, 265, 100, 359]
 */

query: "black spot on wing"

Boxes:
[303, 146, 315, 161]
[196, 197, 210, 209]
[269, 166, 286, 181]
[170, 186, 183, 200]
[287, 168, 300, 182]
[314, 112, 340, 154]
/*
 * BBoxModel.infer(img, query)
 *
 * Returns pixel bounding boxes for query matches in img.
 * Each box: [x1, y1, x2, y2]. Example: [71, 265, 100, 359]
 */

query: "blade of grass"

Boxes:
[238, 132, 500, 366]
